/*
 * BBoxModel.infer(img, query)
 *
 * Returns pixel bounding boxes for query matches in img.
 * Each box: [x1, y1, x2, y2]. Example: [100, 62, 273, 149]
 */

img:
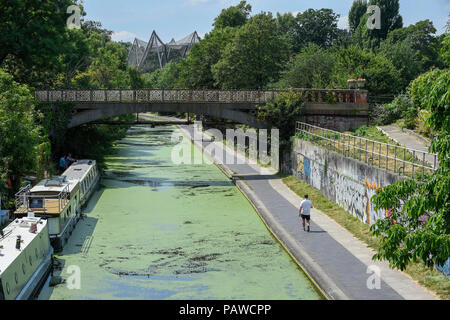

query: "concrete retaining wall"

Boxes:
[292, 139, 402, 225]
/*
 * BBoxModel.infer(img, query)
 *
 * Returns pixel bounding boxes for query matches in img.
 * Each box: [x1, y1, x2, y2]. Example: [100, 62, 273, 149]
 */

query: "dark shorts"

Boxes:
[301, 214, 311, 221]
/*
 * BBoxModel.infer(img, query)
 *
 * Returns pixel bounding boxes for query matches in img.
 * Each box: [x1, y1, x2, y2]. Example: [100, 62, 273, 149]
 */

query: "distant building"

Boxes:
[127, 31, 200, 73]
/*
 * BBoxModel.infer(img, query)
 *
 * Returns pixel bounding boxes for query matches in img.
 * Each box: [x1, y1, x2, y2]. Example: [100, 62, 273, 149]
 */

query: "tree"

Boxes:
[441, 32, 450, 68]
[212, 13, 289, 89]
[257, 90, 306, 152]
[274, 44, 335, 89]
[147, 62, 183, 89]
[276, 12, 299, 53]
[354, 0, 403, 48]
[177, 27, 237, 89]
[73, 41, 129, 89]
[331, 45, 402, 95]
[290, 9, 340, 51]
[0, 0, 75, 86]
[386, 20, 439, 69]
[0, 69, 44, 196]
[349, 0, 368, 33]
[213, 1, 252, 29]
[371, 68, 450, 270]
[379, 40, 425, 90]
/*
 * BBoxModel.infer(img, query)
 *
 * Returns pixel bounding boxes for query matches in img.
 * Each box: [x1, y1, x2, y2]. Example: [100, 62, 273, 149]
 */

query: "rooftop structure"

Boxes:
[127, 31, 200, 72]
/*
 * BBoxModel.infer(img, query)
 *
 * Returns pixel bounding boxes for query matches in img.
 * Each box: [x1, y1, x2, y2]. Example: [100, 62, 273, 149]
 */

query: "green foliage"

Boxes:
[145, 62, 183, 89]
[178, 27, 237, 89]
[0, 0, 74, 86]
[76, 41, 129, 89]
[274, 44, 335, 89]
[379, 40, 425, 90]
[213, 0, 251, 29]
[371, 68, 450, 271]
[440, 32, 450, 68]
[385, 20, 440, 71]
[257, 90, 306, 151]
[288, 9, 340, 51]
[275, 13, 298, 52]
[372, 93, 415, 126]
[212, 13, 289, 89]
[0, 69, 44, 195]
[331, 45, 402, 95]
[353, 0, 403, 49]
[64, 117, 133, 170]
[349, 0, 368, 33]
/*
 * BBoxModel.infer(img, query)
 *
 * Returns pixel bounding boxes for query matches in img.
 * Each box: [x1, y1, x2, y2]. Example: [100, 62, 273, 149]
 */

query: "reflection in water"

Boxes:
[39, 126, 322, 300]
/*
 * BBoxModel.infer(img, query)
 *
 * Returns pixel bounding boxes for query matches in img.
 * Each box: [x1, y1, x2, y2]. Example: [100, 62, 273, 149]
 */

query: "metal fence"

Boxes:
[295, 122, 438, 181]
[14, 184, 70, 215]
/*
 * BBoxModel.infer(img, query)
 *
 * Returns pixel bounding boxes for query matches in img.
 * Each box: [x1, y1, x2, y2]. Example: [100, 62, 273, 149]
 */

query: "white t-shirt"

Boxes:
[300, 200, 313, 215]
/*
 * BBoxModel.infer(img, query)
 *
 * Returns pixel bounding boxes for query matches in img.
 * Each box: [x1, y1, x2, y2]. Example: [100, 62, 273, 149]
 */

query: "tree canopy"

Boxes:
[213, 1, 252, 29]
[212, 13, 289, 89]
[0, 69, 44, 196]
[349, 0, 368, 33]
[372, 68, 450, 270]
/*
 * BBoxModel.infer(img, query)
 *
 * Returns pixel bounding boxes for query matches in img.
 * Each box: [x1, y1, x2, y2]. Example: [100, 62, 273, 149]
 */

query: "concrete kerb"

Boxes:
[177, 125, 347, 300]
[234, 178, 348, 300]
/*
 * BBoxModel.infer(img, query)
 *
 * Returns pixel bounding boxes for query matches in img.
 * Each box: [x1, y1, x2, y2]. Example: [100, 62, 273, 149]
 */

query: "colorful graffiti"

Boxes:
[294, 151, 389, 226]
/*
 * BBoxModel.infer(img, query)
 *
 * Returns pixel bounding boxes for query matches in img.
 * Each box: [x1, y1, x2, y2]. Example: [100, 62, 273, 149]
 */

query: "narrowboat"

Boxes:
[0, 216, 53, 300]
[14, 160, 99, 251]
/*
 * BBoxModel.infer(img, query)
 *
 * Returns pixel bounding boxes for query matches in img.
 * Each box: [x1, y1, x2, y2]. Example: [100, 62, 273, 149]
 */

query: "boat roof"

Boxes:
[0, 217, 47, 276]
[62, 160, 96, 182]
[30, 176, 78, 194]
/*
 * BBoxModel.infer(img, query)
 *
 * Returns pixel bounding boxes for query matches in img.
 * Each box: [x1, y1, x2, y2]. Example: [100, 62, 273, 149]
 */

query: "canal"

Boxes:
[39, 126, 321, 300]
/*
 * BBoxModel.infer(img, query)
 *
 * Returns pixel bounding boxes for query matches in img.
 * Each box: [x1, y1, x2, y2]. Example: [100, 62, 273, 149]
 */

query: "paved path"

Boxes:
[378, 125, 437, 168]
[180, 124, 438, 300]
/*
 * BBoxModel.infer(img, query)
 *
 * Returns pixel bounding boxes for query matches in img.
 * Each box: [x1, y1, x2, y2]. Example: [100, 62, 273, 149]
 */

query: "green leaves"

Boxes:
[211, 13, 289, 89]
[371, 68, 450, 270]
[257, 90, 305, 152]
[213, 1, 251, 29]
[0, 68, 44, 195]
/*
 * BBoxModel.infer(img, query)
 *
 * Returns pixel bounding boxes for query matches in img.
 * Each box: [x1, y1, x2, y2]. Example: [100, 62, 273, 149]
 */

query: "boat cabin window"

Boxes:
[29, 198, 44, 209]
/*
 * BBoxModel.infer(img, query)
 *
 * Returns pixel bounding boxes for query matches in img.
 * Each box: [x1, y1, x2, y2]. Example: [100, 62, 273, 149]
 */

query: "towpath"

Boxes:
[180, 123, 438, 300]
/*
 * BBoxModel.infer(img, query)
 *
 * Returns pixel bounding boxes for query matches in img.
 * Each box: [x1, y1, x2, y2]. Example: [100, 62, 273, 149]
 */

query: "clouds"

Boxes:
[112, 31, 137, 43]
[338, 16, 349, 30]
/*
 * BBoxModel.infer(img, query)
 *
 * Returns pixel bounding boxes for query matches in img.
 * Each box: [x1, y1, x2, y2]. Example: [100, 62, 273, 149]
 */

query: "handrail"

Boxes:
[34, 88, 369, 105]
[14, 183, 71, 214]
[295, 122, 438, 181]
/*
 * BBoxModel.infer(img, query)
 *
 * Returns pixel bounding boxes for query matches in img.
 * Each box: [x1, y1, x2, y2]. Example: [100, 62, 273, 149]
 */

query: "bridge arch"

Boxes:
[68, 102, 263, 129]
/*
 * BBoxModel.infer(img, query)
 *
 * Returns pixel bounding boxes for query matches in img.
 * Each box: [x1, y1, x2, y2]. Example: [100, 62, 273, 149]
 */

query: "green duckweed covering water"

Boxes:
[40, 126, 321, 300]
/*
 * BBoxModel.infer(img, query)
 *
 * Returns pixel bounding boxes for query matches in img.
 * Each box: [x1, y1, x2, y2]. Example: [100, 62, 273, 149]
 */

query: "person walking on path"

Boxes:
[299, 195, 313, 232]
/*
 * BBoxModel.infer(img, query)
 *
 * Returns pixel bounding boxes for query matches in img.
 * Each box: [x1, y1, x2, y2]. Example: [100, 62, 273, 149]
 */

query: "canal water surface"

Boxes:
[39, 126, 321, 300]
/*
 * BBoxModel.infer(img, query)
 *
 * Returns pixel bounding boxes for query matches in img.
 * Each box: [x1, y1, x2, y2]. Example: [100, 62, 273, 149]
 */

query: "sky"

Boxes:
[79, 0, 450, 43]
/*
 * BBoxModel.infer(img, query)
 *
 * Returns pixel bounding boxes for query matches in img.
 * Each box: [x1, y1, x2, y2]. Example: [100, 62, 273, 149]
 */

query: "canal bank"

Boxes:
[179, 124, 437, 300]
[39, 126, 322, 300]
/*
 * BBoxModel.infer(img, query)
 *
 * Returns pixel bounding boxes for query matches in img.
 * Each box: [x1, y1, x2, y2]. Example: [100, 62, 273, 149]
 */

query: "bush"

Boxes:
[372, 93, 415, 125]
[403, 106, 418, 129]
[257, 90, 306, 152]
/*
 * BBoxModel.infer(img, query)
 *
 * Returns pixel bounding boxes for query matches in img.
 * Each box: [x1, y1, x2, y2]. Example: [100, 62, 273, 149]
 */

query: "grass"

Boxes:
[282, 175, 450, 300]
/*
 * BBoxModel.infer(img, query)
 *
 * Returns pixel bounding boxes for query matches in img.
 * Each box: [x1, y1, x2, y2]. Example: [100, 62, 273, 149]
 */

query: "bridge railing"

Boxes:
[295, 122, 438, 181]
[34, 89, 368, 104]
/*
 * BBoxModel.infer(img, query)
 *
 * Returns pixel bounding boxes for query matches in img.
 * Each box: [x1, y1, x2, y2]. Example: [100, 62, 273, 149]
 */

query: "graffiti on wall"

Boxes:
[310, 161, 322, 191]
[364, 179, 385, 224]
[335, 173, 368, 223]
[294, 151, 387, 226]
